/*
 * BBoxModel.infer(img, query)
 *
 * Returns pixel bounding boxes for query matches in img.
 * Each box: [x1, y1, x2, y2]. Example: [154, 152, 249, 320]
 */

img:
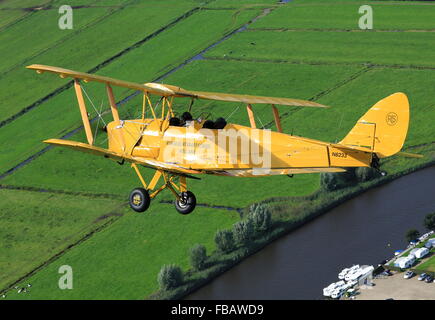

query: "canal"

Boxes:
[187, 166, 435, 300]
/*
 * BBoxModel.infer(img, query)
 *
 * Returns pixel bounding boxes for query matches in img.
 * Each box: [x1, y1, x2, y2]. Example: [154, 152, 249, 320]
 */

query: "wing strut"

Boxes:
[272, 105, 282, 133]
[246, 104, 256, 129]
[73, 79, 93, 145]
[106, 84, 121, 124]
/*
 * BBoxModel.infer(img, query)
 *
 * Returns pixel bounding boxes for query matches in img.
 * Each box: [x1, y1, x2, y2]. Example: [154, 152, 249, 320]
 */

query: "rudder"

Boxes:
[339, 92, 409, 158]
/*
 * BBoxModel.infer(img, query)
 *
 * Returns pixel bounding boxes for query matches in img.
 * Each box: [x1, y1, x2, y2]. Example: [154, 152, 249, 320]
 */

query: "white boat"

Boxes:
[331, 288, 344, 299]
[323, 280, 345, 297]
[338, 268, 350, 279]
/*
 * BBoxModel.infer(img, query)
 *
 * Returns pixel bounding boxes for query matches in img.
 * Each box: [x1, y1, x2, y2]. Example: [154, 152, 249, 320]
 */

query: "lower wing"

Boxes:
[44, 139, 202, 175]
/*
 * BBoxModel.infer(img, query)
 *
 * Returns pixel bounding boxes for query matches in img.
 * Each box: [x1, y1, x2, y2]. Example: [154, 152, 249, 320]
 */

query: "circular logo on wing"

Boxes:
[386, 112, 398, 126]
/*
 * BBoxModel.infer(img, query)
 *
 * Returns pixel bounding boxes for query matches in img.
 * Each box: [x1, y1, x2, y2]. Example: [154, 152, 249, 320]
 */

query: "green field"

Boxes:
[0, 0, 201, 121]
[253, 1, 435, 30]
[205, 30, 435, 67]
[4, 203, 239, 299]
[0, 188, 123, 290]
[0, 0, 434, 299]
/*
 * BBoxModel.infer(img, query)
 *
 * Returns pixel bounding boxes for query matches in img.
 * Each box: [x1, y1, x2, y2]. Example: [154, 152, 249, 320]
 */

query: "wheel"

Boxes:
[174, 191, 196, 215]
[129, 188, 151, 212]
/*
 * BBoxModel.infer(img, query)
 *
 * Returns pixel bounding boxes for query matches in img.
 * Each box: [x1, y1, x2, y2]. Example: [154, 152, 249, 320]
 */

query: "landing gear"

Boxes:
[174, 191, 196, 215]
[129, 163, 197, 214]
[129, 188, 151, 212]
[370, 153, 387, 176]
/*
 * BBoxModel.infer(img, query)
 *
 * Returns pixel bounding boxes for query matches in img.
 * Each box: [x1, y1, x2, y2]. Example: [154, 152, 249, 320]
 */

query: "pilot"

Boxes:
[169, 116, 181, 126]
[214, 117, 227, 129]
[202, 117, 227, 129]
[181, 111, 193, 126]
[169, 111, 193, 127]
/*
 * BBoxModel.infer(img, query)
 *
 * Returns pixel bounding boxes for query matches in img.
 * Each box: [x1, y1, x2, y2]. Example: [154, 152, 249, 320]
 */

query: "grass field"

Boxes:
[0, 0, 434, 299]
[0, 188, 123, 290]
[205, 30, 435, 67]
[416, 255, 435, 273]
[4, 203, 239, 300]
[253, 1, 435, 30]
[0, 0, 200, 121]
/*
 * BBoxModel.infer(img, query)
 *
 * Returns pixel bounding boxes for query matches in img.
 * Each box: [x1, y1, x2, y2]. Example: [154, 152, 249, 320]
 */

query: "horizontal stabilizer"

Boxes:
[396, 151, 424, 159]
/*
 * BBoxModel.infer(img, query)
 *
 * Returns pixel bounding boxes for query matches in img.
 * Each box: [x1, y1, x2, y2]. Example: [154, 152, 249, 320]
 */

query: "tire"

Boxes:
[174, 191, 196, 215]
[129, 188, 151, 212]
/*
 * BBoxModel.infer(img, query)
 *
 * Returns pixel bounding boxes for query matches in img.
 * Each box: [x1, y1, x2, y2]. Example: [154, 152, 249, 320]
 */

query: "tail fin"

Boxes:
[339, 92, 409, 158]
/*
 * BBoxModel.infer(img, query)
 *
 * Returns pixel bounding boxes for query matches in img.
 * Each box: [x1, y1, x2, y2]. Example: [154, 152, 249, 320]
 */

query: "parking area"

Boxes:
[354, 272, 435, 300]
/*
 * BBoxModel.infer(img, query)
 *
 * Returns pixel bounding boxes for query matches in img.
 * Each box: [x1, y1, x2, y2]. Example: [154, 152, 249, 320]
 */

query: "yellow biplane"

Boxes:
[27, 64, 418, 214]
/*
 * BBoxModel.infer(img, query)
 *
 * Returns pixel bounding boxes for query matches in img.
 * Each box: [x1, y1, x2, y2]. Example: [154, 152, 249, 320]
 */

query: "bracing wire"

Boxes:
[257, 113, 265, 129]
[226, 104, 241, 121]
[93, 100, 104, 143]
[81, 85, 107, 127]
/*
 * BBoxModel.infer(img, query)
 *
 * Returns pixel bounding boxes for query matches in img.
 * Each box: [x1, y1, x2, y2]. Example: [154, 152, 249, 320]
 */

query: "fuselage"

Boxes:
[106, 118, 372, 177]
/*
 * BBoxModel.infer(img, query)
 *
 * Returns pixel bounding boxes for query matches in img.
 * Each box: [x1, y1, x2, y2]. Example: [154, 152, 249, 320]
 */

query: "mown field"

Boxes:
[1, 0, 434, 299]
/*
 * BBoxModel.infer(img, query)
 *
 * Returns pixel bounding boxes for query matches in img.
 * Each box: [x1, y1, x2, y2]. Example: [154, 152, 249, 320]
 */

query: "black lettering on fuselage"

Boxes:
[331, 152, 347, 158]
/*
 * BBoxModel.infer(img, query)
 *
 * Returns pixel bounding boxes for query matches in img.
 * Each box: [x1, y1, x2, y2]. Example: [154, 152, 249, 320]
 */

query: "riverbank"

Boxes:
[149, 145, 435, 300]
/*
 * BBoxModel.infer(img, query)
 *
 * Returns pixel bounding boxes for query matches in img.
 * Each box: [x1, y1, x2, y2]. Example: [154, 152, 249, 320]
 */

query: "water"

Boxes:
[187, 166, 435, 300]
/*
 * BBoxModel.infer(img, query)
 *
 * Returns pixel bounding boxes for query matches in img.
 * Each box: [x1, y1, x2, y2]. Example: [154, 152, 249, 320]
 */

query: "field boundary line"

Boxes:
[0, 203, 126, 295]
[248, 27, 435, 33]
[0, 184, 124, 200]
[0, 0, 133, 78]
[203, 56, 435, 71]
[0, 6, 201, 130]
[286, 1, 435, 7]
[263, 66, 373, 129]
[309, 66, 372, 101]
[0, 0, 54, 33]
[159, 200, 243, 214]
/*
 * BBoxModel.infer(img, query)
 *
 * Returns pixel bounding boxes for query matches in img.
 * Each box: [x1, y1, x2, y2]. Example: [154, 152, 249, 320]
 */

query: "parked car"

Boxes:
[424, 275, 433, 283]
[404, 271, 415, 279]
[418, 273, 428, 281]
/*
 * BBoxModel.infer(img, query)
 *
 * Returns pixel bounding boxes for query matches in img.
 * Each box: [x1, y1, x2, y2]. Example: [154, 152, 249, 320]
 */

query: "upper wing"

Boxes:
[27, 64, 329, 108]
[44, 139, 202, 175]
[181, 90, 329, 108]
[27, 64, 172, 96]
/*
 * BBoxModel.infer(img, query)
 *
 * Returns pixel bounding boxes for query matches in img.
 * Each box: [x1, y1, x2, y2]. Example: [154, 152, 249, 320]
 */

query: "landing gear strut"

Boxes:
[371, 153, 387, 176]
[129, 163, 197, 214]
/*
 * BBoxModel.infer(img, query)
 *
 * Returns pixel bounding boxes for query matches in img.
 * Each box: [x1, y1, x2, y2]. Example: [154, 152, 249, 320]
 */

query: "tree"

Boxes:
[355, 167, 380, 182]
[423, 212, 435, 231]
[189, 244, 207, 271]
[232, 219, 254, 246]
[214, 229, 235, 253]
[157, 264, 183, 290]
[405, 229, 420, 243]
[249, 204, 272, 233]
[320, 169, 357, 191]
